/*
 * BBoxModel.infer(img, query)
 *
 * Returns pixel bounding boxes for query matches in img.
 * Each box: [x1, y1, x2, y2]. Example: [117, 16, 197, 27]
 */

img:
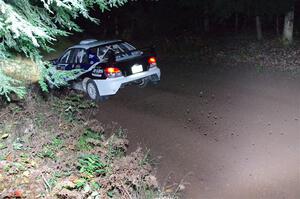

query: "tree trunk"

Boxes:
[235, 13, 239, 32]
[283, 9, 294, 44]
[276, 15, 280, 36]
[204, 17, 210, 33]
[256, 16, 262, 41]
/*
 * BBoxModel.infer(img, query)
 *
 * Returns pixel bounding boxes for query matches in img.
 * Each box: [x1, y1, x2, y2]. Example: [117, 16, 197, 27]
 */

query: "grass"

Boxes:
[38, 137, 64, 159]
[139, 149, 153, 166]
[3, 162, 26, 175]
[0, 123, 14, 135]
[34, 112, 46, 128]
[105, 135, 126, 162]
[39, 147, 56, 159]
[53, 94, 97, 122]
[77, 154, 107, 178]
[12, 138, 24, 150]
[77, 128, 104, 151]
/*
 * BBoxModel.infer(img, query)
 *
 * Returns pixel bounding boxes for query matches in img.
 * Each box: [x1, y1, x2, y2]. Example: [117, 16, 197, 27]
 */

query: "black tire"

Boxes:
[137, 78, 149, 88]
[86, 79, 107, 102]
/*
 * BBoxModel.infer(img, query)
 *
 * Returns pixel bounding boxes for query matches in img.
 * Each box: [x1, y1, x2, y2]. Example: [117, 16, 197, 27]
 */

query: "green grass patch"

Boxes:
[53, 94, 97, 122]
[38, 137, 64, 159]
[77, 129, 104, 151]
[77, 154, 107, 178]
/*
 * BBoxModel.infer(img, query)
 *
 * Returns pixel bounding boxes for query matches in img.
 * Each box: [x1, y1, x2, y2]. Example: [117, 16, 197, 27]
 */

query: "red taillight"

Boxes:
[105, 67, 120, 73]
[104, 67, 122, 78]
[148, 57, 157, 66]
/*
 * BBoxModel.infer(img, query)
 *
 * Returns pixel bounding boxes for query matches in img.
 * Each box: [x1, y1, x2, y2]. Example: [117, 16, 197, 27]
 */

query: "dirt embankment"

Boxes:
[0, 93, 181, 198]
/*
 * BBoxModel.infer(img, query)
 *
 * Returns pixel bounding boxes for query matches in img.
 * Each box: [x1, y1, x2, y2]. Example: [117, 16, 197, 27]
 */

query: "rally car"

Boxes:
[50, 39, 161, 101]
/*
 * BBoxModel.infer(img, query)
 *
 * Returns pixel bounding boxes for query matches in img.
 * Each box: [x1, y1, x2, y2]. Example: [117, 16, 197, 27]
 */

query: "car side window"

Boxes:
[97, 47, 107, 58]
[106, 44, 130, 59]
[60, 50, 71, 63]
[122, 42, 136, 51]
[60, 49, 77, 64]
[122, 42, 142, 56]
[67, 49, 77, 64]
[73, 49, 88, 64]
[89, 47, 108, 62]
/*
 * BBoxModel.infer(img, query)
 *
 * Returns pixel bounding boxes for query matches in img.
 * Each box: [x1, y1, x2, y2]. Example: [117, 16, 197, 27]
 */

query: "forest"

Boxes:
[0, 1, 300, 199]
[0, 0, 298, 99]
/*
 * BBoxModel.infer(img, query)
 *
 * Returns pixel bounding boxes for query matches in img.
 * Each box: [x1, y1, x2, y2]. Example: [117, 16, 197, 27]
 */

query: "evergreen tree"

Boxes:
[0, 0, 127, 101]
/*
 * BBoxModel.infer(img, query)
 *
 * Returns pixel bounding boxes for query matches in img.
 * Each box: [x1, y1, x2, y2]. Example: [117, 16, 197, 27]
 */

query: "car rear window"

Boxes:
[90, 42, 139, 61]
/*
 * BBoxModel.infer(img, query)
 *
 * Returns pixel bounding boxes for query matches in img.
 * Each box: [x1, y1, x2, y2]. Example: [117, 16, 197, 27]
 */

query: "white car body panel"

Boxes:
[94, 67, 161, 96]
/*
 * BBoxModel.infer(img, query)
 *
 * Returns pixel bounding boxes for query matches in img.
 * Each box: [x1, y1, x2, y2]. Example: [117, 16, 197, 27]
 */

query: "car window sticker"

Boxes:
[68, 49, 78, 64]
[60, 50, 71, 63]
[95, 46, 106, 61]
[75, 49, 84, 63]
[74, 50, 79, 63]
[96, 48, 100, 58]
[97, 47, 105, 56]
[100, 46, 112, 61]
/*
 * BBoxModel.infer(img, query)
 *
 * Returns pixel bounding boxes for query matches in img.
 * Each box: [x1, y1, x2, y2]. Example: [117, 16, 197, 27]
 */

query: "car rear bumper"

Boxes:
[94, 67, 161, 96]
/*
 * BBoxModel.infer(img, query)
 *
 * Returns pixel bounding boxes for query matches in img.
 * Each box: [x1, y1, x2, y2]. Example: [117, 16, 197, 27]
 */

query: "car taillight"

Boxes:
[104, 67, 122, 78]
[148, 57, 157, 67]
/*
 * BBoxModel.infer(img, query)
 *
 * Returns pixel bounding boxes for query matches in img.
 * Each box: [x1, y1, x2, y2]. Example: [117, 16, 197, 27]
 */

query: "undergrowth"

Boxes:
[0, 91, 183, 199]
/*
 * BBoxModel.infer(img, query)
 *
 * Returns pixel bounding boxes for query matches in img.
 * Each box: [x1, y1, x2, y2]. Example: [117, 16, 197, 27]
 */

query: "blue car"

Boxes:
[50, 39, 161, 101]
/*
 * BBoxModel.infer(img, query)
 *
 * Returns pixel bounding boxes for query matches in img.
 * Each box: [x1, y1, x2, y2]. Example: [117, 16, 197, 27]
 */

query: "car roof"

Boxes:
[69, 39, 122, 50]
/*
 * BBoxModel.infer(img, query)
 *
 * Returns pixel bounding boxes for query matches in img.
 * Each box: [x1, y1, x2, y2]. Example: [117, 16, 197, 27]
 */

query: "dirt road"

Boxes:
[95, 62, 300, 199]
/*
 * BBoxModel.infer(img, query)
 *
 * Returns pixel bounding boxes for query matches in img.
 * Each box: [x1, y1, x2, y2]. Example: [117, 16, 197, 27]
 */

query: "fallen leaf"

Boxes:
[6, 153, 13, 161]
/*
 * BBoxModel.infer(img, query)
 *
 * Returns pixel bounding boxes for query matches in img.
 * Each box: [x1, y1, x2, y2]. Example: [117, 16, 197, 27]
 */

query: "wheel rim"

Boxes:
[87, 83, 97, 100]
[139, 79, 146, 86]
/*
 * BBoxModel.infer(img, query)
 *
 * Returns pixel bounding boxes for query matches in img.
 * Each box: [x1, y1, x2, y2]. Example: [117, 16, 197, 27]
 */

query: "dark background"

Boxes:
[74, 0, 298, 42]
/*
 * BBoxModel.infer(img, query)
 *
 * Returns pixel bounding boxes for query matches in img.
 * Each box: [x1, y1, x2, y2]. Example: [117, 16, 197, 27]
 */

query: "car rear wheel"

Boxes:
[137, 78, 149, 88]
[86, 79, 108, 101]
